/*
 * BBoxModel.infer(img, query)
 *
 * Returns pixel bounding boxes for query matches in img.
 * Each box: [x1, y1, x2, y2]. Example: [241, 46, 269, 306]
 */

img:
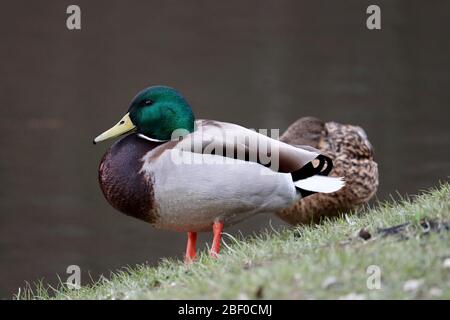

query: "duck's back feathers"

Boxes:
[175, 119, 322, 174]
[277, 117, 378, 225]
[180, 120, 341, 194]
[280, 116, 324, 148]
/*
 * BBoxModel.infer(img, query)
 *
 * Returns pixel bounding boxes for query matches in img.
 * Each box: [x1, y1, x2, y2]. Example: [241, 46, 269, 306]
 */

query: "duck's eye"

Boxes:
[142, 99, 153, 106]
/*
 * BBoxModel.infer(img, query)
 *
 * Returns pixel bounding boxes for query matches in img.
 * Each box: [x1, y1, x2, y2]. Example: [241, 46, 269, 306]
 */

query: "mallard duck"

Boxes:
[276, 117, 378, 225]
[93, 86, 345, 262]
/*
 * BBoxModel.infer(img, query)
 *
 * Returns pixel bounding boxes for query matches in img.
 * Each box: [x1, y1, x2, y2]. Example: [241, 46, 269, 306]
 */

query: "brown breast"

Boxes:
[98, 134, 161, 224]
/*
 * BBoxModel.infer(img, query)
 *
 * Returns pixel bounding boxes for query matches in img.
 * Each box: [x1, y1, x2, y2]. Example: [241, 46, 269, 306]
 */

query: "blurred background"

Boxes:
[0, 0, 449, 297]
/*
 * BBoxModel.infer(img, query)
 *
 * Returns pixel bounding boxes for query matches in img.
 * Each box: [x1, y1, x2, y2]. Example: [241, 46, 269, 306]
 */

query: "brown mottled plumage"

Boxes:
[276, 117, 378, 225]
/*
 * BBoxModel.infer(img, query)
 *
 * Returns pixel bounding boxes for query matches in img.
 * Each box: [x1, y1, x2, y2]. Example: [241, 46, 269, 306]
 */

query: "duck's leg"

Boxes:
[184, 232, 197, 263]
[210, 221, 224, 258]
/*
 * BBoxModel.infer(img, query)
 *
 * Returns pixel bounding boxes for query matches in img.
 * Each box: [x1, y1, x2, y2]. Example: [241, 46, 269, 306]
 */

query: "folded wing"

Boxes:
[175, 120, 322, 173]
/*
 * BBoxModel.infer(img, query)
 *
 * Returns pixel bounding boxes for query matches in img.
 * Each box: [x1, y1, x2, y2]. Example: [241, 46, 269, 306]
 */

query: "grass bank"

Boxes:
[17, 183, 450, 299]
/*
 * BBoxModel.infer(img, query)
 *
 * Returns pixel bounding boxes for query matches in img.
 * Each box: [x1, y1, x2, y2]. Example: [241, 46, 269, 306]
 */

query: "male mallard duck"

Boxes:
[93, 86, 344, 262]
[276, 117, 378, 225]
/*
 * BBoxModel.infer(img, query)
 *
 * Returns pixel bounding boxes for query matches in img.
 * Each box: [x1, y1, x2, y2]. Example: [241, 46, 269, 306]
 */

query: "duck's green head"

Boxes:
[93, 86, 195, 144]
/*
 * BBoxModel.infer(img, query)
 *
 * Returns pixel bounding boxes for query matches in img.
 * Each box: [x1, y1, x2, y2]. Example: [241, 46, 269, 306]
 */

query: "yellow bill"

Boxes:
[93, 113, 136, 144]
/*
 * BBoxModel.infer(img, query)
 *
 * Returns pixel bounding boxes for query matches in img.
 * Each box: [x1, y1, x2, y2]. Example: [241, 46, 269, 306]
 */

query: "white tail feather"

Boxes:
[294, 175, 345, 193]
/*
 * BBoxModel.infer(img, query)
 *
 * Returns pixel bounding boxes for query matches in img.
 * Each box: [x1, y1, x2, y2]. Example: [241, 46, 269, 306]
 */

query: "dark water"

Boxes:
[0, 0, 449, 298]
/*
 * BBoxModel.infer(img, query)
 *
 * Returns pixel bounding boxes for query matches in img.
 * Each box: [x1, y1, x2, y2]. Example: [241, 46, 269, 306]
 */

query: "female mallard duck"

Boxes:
[276, 117, 378, 225]
[93, 86, 344, 262]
